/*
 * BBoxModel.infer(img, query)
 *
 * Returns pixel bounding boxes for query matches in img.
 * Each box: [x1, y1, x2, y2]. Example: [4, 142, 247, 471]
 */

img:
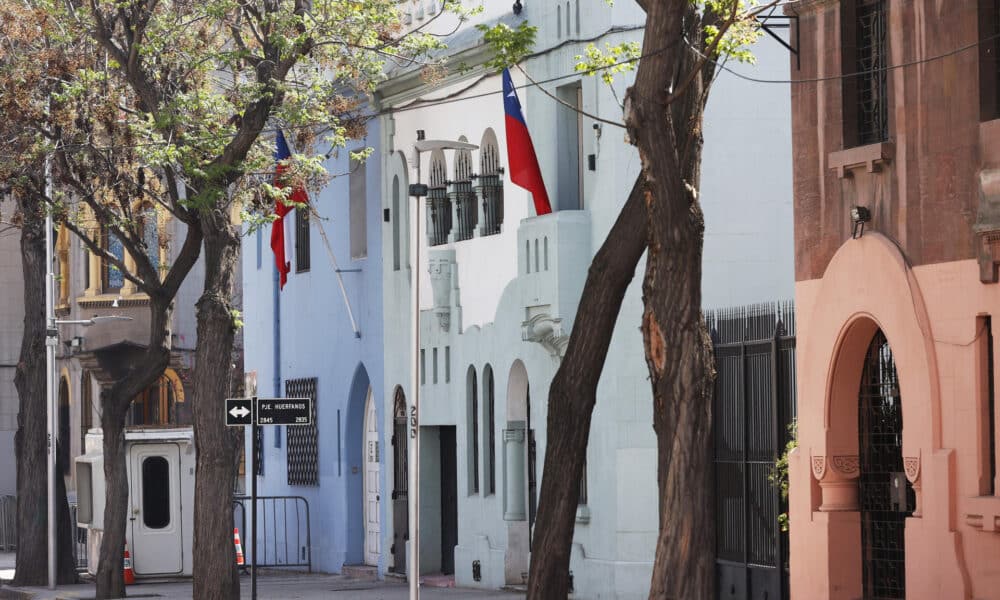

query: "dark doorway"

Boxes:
[858, 329, 913, 600]
[391, 389, 408, 574]
[439, 426, 458, 575]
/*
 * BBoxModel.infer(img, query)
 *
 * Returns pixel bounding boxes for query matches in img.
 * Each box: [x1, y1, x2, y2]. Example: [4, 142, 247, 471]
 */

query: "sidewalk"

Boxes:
[0, 571, 525, 600]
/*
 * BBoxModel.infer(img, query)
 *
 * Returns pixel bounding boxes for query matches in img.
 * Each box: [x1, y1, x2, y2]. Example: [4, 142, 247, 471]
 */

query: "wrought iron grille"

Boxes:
[859, 330, 913, 600]
[393, 389, 408, 497]
[427, 155, 452, 246]
[478, 140, 503, 236]
[286, 378, 319, 486]
[708, 302, 796, 600]
[295, 206, 310, 272]
[856, 0, 888, 144]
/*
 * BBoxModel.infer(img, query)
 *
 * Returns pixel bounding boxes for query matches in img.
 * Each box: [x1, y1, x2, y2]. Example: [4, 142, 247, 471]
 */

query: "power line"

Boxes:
[2, 27, 999, 159]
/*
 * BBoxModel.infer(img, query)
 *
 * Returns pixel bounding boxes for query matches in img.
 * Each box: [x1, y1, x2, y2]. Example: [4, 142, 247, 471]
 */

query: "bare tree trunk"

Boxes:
[191, 211, 242, 600]
[94, 297, 174, 600]
[526, 176, 648, 599]
[12, 193, 77, 586]
[626, 3, 718, 599]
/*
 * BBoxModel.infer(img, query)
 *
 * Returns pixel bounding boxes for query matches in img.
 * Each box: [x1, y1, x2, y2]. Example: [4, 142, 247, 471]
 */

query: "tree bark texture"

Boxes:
[626, 2, 719, 599]
[191, 211, 242, 600]
[526, 176, 648, 599]
[94, 296, 174, 599]
[12, 193, 78, 586]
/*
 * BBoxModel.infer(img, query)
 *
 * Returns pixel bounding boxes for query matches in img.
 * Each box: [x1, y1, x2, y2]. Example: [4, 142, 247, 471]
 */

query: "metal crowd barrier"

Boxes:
[233, 495, 312, 572]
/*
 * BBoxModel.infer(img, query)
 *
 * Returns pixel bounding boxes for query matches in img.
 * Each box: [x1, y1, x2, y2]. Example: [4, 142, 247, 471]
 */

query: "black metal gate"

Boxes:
[709, 302, 796, 600]
[391, 388, 408, 574]
[858, 330, 913, 600]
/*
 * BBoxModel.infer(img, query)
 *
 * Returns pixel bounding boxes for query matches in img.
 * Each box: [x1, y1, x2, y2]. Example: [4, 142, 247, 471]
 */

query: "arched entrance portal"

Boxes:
[390, 388, 408, 574]
[858, 330, 913, 600]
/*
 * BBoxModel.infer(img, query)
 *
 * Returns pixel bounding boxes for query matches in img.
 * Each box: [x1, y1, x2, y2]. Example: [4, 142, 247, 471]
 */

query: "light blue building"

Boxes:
[240, 122, 386, 575]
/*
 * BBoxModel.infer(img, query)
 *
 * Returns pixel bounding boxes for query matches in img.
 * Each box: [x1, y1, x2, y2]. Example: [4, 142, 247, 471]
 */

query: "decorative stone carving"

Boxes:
[811, 455, 827, 481]
[428, 250, 458, 331]
[521, 313, 569, 358]
[904, 456, 921, 483]
[831, 455, 860, 479]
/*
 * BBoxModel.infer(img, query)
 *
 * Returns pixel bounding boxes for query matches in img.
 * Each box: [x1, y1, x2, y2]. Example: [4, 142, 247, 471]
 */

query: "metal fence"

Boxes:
[707, 302, 796, 600]
[68, 503, 88, 572]
[0, 495, 15, 551]
[233, 495, 312, 571]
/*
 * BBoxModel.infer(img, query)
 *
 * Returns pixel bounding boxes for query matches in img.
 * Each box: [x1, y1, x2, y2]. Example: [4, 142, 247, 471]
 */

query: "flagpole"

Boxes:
[408, 144, 422, 600]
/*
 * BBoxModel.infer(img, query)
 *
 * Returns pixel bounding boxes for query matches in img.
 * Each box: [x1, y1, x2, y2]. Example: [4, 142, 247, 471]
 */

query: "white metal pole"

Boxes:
[408, 149, 422, 600]
[44, 155, 56, 590]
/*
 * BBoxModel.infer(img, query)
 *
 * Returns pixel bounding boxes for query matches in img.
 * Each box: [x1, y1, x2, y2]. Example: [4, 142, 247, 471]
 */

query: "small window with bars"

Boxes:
[295, 207, 310, 272]
[286, 377, 319, 486]
[842, 0, 889, 146]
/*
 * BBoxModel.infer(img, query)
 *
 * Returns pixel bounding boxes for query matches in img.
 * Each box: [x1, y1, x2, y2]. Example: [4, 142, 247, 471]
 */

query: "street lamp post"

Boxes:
[407, 135, 478, 600]
[42, 167, 133, 587]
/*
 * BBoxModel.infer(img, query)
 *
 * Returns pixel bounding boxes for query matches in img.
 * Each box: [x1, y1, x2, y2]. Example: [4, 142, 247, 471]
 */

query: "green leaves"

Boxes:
[476, 21, 538, 72]
[574, 41, 641, 85]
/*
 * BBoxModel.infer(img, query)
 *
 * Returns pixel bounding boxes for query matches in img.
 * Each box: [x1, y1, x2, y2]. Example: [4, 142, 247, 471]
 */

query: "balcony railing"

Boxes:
[451, 181, 478, 242]
[427, 187, 452, 247]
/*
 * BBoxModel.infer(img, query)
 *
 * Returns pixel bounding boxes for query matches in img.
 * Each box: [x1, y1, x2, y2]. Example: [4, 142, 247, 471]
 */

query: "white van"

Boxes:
[75, 427, 196, 578]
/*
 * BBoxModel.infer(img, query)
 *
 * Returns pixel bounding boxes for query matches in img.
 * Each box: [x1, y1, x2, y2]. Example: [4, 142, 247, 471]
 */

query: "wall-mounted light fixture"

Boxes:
[851, 205, 871, 239]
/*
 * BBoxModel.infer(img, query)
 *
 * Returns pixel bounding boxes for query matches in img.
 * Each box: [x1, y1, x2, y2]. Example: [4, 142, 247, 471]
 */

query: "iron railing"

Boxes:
[477, 175, 503, 236]
[708, 302, 796, 600]
[427, 189, 452, 246]
[450, 182, 478, 242]
[233, 495, 312, 571]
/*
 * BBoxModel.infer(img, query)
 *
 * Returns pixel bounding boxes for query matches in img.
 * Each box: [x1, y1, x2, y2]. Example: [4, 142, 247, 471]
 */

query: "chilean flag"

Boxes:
[502, 68, 552, 215]
[271, 129, 307, 290]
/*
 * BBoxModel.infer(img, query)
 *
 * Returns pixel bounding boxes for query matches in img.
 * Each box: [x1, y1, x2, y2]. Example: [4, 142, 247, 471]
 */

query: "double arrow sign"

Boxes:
[225, 397, 312, 427]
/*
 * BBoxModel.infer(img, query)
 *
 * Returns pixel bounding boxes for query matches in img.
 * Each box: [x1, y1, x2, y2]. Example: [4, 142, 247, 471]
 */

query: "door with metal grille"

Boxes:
[858, 330, 913, 600]
[391, 389, 408, 574]
[709, 303, 796, 600]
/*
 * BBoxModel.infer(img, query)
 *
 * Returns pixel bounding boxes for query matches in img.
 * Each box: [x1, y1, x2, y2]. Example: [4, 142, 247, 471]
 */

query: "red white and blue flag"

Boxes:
[502, 68, 552, 216]
[271, 129, 308, 290]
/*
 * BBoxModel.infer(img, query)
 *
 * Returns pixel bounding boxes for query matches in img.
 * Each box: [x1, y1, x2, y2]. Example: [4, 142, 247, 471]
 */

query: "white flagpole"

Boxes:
[313, 216, 361, 338]
[408, 148, 422, 600]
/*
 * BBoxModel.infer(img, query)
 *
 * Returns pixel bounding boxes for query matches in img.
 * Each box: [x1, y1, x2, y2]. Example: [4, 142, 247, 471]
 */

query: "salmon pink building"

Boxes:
[787, 0, 1000, 598]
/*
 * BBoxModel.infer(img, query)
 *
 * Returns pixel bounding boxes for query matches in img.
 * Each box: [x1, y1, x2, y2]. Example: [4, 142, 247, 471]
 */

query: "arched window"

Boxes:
[392, 176, 401, 271]
[483, 364, 496, 495]
[129, 370, 183, 426]
[477, 129, 503, 235]
[467, 366, 479, 494]
[452, 138, 477, 241]
[101, 224, 124, 293]
[58, 377, 70, 474]
[80, 372, 93, 455]
[427, 150, 451, 246]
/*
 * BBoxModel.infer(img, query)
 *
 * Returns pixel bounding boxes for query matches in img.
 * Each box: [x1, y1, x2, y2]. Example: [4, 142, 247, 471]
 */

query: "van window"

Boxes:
[76, 462, 93, 524]
[142, 456, 171, 529]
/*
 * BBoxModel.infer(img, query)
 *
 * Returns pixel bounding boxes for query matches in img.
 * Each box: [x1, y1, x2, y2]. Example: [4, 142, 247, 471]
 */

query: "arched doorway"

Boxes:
[503, 360, 532, 584]
[363, 386, 381, 566]
[858, 330, 913, 600]
[391, 387, 408, 574]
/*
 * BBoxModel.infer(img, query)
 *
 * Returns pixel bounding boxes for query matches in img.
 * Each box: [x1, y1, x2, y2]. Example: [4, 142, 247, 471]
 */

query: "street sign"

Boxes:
[226, 398, 253, 427]
[256, 397, 312, 426]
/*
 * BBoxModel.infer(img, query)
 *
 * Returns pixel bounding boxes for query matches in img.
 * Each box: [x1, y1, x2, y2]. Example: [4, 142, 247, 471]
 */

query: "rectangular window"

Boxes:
[256, 227, 262, 270]
[392, 176, 402, 271]
[469, 370, 480, 495]
[985, 317, 998, 495]
[842, 0, 888, 147]
[980, 0, 1000, 121]
[433, 348, 439, 384]
[295, 207, 310, 272]
[102, 228, 125, 293]
[350, 159, 368, 259]
[579, 460, 588, 505]
[556, 82, 584, 210]
[420, 349, 426, 385]
[142, 456, 171, 529]
[286, 377, 319, 486]
[445, 347, 451, 383]
[487, 372, 496, 495]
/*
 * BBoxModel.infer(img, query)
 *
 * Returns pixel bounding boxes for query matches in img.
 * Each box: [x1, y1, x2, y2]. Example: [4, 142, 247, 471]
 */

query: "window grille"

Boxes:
[477, 130, 504, 236]
[451, 147, 477, 241]
[286, 377, 319, 486]
[295, 206, 310, 272]
[855, 0, 888, 144]
[427, 152, 451, 246]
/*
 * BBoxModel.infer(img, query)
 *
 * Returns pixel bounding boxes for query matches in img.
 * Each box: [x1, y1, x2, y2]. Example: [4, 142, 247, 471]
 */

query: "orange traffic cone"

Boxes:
[233, 528, 245, 566]
[123, 544, 136, 585]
